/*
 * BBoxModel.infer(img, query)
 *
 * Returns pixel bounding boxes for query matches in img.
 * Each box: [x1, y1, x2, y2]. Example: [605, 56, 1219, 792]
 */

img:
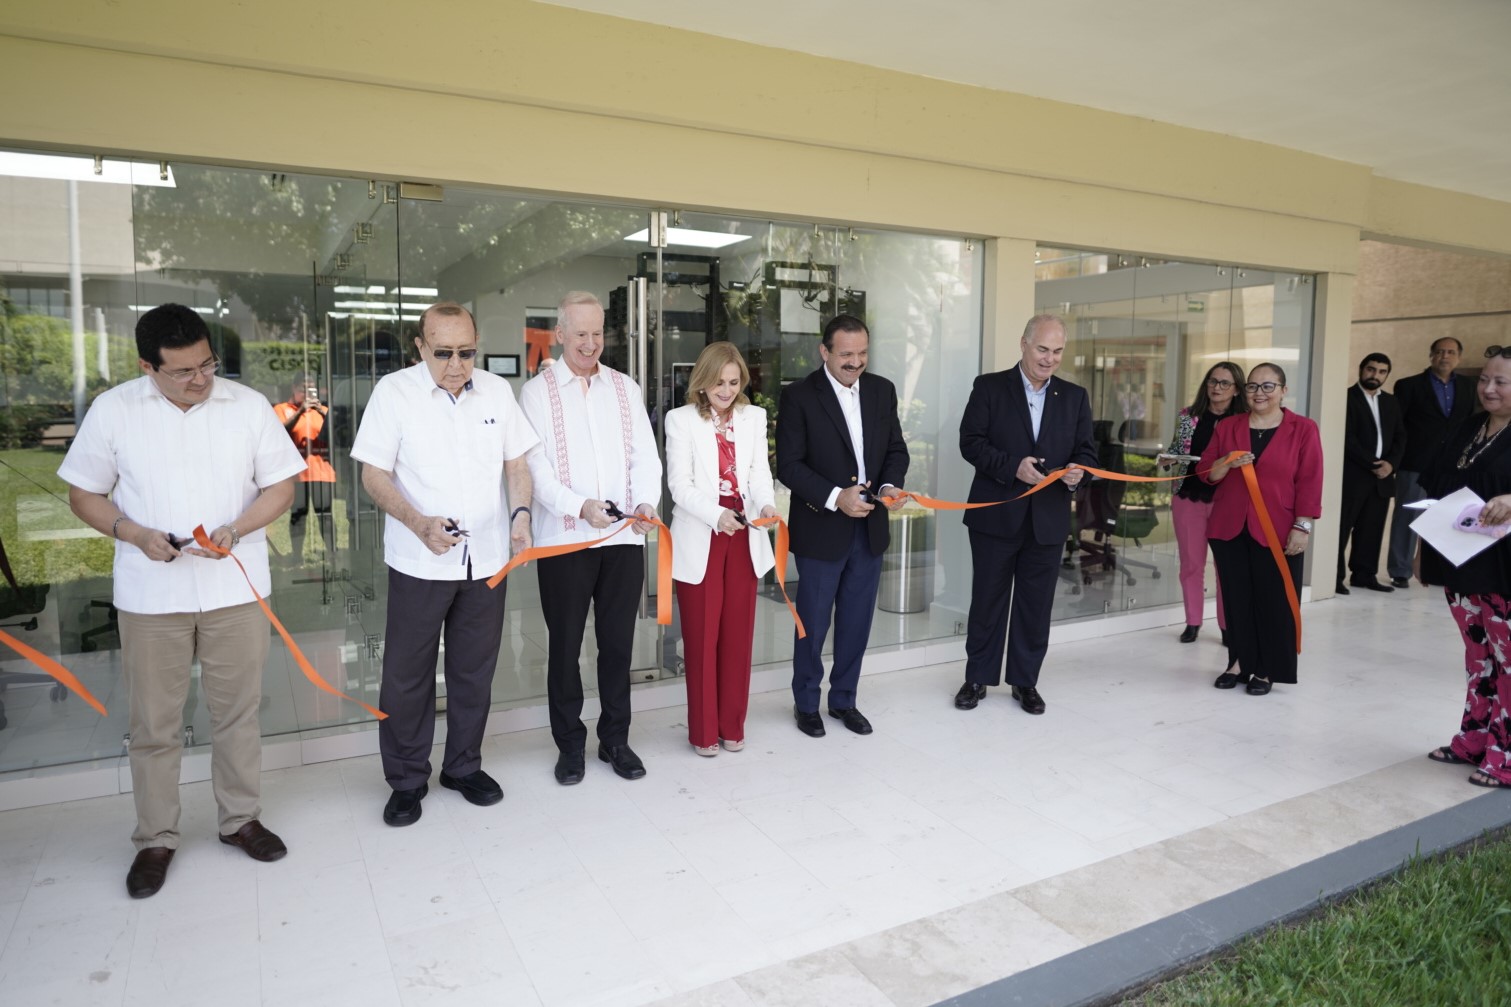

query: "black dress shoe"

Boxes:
[383, 783, 428, 826]
[1214, 670, 1251, 689]
[1010, 685, 1045, 715]
[598, 744, 647, 780]
[1335, 582, 1350, 595]
[1350, 577, 1394, 593]
[219, 819, 288, 861]
[794, 708, 826, 737]
[440, 769, 503, 806]
[554, 750, 586, 785]
[1179, 625, 1200, 643]
[126, 846, 175, 899]
[1390, 576, 1411, 589]
[1245, 677, 1273, 695]
[954, 682, 987, 710]
[828, 707, 873, 734]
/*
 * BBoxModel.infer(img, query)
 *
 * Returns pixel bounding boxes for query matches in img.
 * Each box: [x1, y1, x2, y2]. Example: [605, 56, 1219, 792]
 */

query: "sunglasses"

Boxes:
[1485, 346, 1511, 359]
[427, 345, 478, 361]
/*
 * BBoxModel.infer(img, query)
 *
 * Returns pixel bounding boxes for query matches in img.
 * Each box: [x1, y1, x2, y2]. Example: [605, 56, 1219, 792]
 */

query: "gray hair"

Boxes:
[557, 290, 603, 320]
[1021, 314, 1067, 344]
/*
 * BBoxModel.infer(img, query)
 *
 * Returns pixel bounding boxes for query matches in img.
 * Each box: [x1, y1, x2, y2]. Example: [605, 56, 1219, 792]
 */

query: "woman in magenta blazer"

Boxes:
[1199, 363, 1323, 695]
[666, 342, 778, 756]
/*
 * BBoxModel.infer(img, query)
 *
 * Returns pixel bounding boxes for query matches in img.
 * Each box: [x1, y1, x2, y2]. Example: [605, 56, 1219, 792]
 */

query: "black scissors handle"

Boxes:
[603, 500, 626, 521]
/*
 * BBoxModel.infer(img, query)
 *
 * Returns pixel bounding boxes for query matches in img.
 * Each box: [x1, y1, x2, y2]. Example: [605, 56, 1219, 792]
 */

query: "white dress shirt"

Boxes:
[1360, 384, 1383, 457]
[1021, 368, 1049, 441]
[823, 366, 867, 511]
[351, 363, 539, 581]
[57, 375, 306, 615]
[519, 358, 663, 549]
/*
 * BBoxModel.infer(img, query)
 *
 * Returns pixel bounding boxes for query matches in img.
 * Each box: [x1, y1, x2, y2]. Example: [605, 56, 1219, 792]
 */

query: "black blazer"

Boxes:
[776, 368, 909, 561]
[1342, 385, 1406, 498]
[1393, 369, 1476, 473]
[959, 367, 1097, 545]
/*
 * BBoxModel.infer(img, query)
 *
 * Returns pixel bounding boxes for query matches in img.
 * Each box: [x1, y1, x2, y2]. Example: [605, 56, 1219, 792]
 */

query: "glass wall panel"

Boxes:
[0, 151, 984, 774]
[1035, 249, 1315, 625]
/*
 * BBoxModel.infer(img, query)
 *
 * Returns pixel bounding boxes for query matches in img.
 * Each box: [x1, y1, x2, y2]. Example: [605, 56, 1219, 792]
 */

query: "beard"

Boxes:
[1361, 377, 1383, 390]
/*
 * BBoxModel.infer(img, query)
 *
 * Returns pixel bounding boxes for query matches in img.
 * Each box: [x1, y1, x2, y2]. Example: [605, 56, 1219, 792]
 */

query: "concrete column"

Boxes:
[982, 238, 1038, 373]
[1307, 270, 1356, 600]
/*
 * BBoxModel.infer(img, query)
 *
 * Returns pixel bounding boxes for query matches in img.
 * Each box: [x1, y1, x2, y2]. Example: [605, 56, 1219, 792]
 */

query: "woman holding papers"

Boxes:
[666, 343, 779, 757]
[1199, 363, 1323, 696]
[1418, 347, 1511, 789]
[1161, 362, 1248, 645]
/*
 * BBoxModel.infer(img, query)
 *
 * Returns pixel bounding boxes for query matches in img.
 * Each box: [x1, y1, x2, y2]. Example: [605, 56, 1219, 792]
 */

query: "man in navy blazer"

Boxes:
[776, 314, 909, 738]
[954, 315, 1096, 715]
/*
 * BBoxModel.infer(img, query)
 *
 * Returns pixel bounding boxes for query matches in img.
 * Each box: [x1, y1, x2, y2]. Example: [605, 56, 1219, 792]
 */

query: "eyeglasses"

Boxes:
[1485, 346, 1511, 359]
[1206, 378, 1234, 390]
[426, 344, 478, 361]
[1244, 382, 1281, 395]
[156, 360, 219, 383]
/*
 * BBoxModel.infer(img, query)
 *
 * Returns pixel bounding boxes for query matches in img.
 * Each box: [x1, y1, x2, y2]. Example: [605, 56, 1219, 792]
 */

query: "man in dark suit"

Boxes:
[1387, 337, 1476, 587]
[776, 314, 909, 738]
[954, 315, 1096, 715]
[1337, 352, 1406, 594]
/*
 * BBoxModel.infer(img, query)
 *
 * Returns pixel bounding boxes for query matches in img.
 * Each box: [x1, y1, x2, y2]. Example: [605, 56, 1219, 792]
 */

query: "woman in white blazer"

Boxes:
[667, 342, 778, 756]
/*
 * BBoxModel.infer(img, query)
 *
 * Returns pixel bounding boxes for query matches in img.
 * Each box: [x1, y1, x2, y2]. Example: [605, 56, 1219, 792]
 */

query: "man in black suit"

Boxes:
[954, 315, 1096, 715]
[1387, 337, 1476, 588]
[776, 314, 909, 738]
[1337, 352, 1406, 594]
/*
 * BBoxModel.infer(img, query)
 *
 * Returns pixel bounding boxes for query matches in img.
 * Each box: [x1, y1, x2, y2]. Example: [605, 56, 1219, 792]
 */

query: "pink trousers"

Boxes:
[1171, 494, 1226, 630]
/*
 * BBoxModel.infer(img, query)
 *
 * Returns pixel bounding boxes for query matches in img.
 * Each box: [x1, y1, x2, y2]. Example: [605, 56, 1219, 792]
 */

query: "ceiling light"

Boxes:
[623, 227, 750, 249]
[0, 151, 176, 187]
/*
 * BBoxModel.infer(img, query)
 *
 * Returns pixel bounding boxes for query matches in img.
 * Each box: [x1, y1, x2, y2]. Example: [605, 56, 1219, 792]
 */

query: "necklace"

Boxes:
[1458, 418, 1509, 470]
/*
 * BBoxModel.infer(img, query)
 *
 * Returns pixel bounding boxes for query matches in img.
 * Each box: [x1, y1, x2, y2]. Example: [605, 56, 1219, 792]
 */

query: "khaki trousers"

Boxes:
[117, 602, 270, 850]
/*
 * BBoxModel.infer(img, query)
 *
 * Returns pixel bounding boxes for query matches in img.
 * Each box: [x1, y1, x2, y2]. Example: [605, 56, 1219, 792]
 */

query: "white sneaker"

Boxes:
[720, 738, 745, 752]
[692, 743, 719, 757]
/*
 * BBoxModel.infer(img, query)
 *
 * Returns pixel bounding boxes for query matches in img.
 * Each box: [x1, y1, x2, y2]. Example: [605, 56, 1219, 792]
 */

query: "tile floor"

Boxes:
[0, 584, 1490, 1006]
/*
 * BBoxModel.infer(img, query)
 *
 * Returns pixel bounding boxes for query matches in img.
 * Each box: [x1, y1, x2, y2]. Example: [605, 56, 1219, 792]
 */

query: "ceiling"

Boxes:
[539, 0, 1511, 203]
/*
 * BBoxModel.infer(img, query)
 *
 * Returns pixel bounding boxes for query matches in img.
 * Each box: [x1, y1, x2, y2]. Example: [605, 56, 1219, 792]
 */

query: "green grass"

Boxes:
[0, 446, 112, 587]
[1127, 835, 1511, 1007]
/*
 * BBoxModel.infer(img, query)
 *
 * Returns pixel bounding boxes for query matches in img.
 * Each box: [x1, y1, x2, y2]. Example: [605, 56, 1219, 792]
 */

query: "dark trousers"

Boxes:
[963, 523, 1061, 688]
[792, 521, 882, 713]
[378, 566, 507, 790]
[538, 546, 643, 753]
[1337, 477, 1388, 584]
[677, 529, 758, 747]
[289, 480, 334, 561]
[1211, 534, 1302, 684]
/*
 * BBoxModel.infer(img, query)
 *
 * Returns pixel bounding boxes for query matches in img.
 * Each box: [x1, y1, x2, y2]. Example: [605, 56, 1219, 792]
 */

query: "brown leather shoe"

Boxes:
[126, 846, 175, 899]
[219, 819, 288, 862]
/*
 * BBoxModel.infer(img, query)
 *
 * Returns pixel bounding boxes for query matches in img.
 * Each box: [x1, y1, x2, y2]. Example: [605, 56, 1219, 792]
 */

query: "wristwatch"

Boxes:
[1292, 519, 1313, 533]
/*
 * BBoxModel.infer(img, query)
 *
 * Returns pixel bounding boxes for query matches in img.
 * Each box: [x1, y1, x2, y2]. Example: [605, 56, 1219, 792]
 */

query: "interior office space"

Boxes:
[0, 0, 1509, 800]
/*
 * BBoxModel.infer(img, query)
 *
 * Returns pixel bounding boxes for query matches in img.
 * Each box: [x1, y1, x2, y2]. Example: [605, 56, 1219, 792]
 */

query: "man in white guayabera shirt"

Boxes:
[59, 303, 304, 899]
[353, 302, 537, 829]
[519, 291, 662, 786]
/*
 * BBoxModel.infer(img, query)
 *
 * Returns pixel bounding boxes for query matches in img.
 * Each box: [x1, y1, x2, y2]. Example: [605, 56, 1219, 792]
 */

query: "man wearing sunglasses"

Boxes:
[59, 304, 306, 898]
[352, 302, 538, 826]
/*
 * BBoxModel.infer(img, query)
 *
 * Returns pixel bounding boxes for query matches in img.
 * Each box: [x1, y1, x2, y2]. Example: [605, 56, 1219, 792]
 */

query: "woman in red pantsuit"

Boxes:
[667, 343, 778, 756]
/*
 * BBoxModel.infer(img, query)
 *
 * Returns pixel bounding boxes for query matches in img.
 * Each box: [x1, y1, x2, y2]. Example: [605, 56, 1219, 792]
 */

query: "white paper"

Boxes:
[1409, 487, 1498, 567]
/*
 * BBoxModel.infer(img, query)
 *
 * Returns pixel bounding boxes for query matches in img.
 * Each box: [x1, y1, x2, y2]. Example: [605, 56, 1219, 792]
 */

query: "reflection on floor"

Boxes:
[0, 586, 1486, 1006]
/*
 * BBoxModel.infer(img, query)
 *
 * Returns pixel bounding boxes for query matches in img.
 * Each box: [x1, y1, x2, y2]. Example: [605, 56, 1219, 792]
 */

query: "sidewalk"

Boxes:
[0, 586, 1500, 1006]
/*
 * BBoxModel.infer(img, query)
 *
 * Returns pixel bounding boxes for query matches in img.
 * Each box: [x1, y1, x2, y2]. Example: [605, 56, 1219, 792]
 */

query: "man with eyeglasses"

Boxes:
[1338, 352, 1406, 594]
[352, 301, 538, 826]
[59, 304, 306, 898]
[520, 290, 662, 784]
[1388, 337, 1477, 589]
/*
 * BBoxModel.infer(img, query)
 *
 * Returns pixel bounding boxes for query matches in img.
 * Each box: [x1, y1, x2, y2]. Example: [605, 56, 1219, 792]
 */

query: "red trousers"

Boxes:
[677, 528, 758, 747]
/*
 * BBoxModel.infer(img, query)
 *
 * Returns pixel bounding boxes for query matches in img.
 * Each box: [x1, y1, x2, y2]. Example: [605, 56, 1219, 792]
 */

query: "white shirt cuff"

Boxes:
[825, 487, 841, 511]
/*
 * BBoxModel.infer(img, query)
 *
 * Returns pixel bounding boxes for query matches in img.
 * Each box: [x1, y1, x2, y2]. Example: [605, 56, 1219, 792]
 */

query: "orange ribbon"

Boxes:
[486, 516, 674, 626]
[0, 628, 108, 715]
[750, 516, 807, 639]
[192, 525, 388, 719]
[898, 449, 1302, 653]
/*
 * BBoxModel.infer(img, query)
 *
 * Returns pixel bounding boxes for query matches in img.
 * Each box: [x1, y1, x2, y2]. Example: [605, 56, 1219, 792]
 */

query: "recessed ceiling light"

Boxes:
[623, 227, 750, 249]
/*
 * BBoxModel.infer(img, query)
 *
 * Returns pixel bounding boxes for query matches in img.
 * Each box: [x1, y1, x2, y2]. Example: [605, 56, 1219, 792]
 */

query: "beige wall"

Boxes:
[1352, 240, 1511, 386]
[6, 0, 1511, 602]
